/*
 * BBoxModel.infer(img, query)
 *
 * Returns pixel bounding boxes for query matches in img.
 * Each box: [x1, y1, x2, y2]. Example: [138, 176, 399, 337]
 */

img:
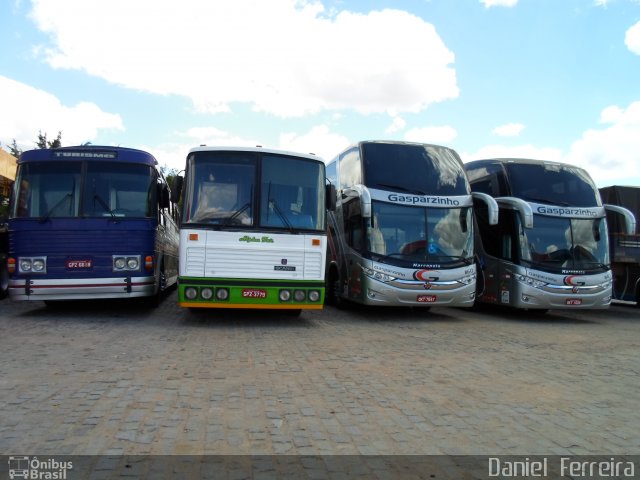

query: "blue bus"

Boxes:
[7, 146, 179, 305]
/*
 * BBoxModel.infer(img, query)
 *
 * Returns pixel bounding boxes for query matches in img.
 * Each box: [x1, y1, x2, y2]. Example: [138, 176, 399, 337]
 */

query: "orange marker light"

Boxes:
[189, 233, 199, 241]
[7, 257, 16, 274]
[311, 238, 321, 246]
[145, 255, 154, 271]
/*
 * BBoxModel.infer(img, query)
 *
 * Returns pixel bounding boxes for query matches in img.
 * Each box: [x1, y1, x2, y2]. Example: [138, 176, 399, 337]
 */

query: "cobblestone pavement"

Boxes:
[1, 292, 639, 457]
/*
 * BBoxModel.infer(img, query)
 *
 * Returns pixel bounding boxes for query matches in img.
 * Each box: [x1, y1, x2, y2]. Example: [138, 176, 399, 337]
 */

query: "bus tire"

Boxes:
[326, 270, 346, 309]
[0, 268, 7, 300]
[144, 268, 166, 308]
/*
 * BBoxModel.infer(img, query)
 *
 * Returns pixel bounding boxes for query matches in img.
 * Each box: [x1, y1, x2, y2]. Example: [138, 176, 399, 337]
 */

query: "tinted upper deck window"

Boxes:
[362, 143, 469, 195]
[505, 163, 599, 207]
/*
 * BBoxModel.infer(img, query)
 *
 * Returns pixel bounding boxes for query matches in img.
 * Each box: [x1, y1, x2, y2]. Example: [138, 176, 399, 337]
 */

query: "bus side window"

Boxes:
[343, 197, 364, 251]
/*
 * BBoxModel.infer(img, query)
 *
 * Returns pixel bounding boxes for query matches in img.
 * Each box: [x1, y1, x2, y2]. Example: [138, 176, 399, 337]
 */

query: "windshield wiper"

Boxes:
[93, 194, 116, 218]
[40, 194, 73, 223]
[524, 196, 571, 206]
[223, 202, 251, 225]
[376, 183, 426, 195]
[269, 199, 294, 232]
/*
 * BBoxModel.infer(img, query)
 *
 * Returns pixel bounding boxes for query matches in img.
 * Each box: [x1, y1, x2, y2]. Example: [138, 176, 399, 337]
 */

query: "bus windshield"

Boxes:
[521, 215, 609, 271]
[12, 161, 156, 219]
[362, 143, 469, 196]
[184, 151, 325, 231]
[505, 163, 599, 207]
[368, 201, 473, 266]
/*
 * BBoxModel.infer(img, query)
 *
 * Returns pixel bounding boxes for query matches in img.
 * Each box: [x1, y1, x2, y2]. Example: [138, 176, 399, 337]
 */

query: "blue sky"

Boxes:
[1, 0, 640, 187]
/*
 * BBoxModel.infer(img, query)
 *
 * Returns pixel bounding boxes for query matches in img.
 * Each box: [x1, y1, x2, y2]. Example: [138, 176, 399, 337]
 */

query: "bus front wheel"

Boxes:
[326, 271, 346, 309]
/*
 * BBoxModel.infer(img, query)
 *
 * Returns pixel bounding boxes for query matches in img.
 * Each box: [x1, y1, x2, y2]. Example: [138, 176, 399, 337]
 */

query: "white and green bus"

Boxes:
[174, 146, 332, 314]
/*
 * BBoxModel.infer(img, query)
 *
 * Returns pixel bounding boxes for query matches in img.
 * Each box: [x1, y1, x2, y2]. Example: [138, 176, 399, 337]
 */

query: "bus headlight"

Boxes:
[201, 288, 213, 300]
[308, 290, 321, 302]
[32, 259, 46, 272]
[113, 255, 141, 271]
[279, 289, 291, 302]
[185, 287, 198, 300]
[459, 273, 476, 285]
[126, 257, 139, 270]
[293, 290, 306, 302]
[17, 257, 47, 274]
[362, 266, 396, 282]
[216, 288, 229, 301]
[515, 274, 546, 289]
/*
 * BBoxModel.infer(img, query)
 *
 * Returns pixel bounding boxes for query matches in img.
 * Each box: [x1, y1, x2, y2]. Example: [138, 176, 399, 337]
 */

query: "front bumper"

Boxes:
[8, 276, 156, 301]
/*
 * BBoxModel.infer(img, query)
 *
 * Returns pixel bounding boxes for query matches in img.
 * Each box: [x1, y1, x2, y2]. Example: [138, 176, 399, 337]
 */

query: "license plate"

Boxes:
[242, 289, 267, 299]
[66, 259, 92, 269]
[566, 298, 582, 305]
[417, 294, 437, 303]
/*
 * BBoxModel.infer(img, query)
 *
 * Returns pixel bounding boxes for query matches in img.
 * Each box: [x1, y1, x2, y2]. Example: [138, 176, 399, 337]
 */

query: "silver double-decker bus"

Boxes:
[466, 158, 635, 310]
[325, 140, 497, 308]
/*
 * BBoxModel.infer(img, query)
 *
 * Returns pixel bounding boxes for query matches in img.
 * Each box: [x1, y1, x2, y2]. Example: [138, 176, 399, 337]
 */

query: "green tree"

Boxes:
[7, 139, 21, 158]
[6, 131, 64, 157]
[36, 130, 63, 149]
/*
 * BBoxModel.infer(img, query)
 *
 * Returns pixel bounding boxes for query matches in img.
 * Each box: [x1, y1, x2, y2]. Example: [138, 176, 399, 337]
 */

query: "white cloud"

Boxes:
[0, 75, 123, 149]
[463, 101, 640, 186]
[461, 144, 563, 163]
[480, 0, 518, 8]
[145, 124, 350, 171]
[565, 101, 640, 184]
[385, 116, 407, 134]
[492, 123, 525, 137]
[404, 125, 457, 144]
[177, 127, 261, 147]
[279, 125, 351, 162]
[29, 0, 458, 118]
[625, 21, 640, 55]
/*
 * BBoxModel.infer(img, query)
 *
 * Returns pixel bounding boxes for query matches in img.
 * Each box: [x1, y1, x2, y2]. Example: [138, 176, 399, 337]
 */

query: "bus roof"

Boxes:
[18, 145, 158, 166]
[466, 157, 589, 173]
[187, 145, 323, 163]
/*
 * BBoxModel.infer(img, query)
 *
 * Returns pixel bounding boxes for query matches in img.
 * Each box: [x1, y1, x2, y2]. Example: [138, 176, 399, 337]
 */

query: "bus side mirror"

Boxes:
[496, 196, 533, 229]
[604, 204, 636, 235]
[171, 176, 183, 204]
[325, 184, 336, 211]
[158, 184, 170, 209]
[472, 192, 499, 226]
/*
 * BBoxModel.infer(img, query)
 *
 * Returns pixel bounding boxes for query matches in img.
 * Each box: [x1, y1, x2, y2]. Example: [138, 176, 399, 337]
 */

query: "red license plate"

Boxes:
[417, 294, 437, 303]
[242, 289, 267, 299]
[566, 298, 582, 305]
[66, 259, 92, 269]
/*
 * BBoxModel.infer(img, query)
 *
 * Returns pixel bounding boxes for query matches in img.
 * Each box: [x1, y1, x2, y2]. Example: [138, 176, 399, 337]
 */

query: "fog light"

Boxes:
[279, 289, 291, 302]
[185, 287, 198, 300]
[293, 290, 306, 302]
[201, 287, 213, 300]
[308, 290, 320, 302]
[216, 288, 229, 300]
